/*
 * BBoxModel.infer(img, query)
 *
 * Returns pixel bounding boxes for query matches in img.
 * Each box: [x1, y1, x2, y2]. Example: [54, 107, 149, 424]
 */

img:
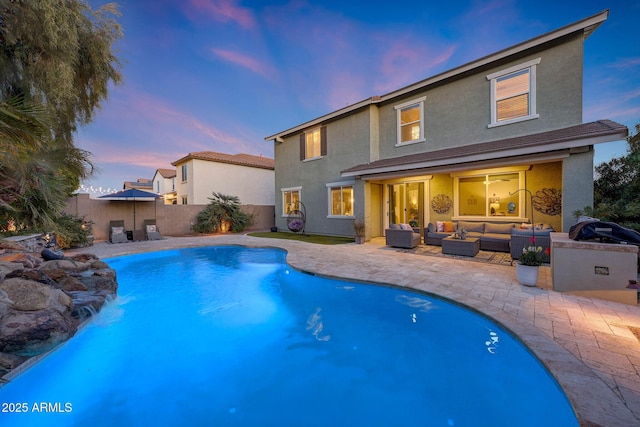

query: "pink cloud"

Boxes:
[185, 0, 255, 30]
[211, 48, 274, 79]
[375, 43, 457, 94]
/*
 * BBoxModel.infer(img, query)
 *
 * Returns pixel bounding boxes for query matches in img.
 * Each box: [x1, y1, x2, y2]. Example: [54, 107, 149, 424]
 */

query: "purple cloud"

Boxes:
[211, 48, 275, 79]
[184, 0, 255, 29]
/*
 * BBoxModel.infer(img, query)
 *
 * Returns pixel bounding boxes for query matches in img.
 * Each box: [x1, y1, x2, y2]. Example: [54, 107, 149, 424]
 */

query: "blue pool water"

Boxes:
[0, 246, 577, 426]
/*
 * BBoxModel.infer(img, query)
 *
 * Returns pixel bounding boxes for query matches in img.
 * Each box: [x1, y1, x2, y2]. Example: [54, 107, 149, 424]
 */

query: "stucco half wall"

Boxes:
[65, 194, 275, 241]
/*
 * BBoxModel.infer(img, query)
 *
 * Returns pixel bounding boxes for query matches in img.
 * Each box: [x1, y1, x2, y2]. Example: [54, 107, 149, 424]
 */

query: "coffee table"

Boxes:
[442, 236, 480, 257]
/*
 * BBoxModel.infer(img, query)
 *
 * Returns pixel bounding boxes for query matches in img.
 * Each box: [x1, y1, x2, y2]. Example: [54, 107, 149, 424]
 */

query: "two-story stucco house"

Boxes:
[265, 10, 628, 240]
[152, 168, 177, 204]
[171, 151, 275, 206]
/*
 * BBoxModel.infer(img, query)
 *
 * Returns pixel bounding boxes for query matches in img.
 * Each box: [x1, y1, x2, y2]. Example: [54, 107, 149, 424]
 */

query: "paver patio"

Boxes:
[68, 234, 640, 426]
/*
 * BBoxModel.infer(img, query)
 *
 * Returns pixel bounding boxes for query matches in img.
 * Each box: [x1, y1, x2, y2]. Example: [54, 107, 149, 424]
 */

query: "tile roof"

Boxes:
[172, 151, 274, 170]
[342, 120, 628, 176]
[156, 168, 176, 179]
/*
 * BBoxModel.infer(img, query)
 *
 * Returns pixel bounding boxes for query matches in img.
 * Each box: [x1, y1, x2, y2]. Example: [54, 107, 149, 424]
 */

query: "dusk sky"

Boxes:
[77, 0, 640, 195]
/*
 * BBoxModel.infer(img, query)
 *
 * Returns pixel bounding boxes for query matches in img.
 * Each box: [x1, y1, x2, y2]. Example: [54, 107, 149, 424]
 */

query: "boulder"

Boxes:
[0, 309, 78, 356]
[80, 274, 118, 294]
[57, 276, 88, 292]
[5, 269, 61, 288]
[0, 240, 117, 369]
[0, 261, 24, 280]
[40, 258, 90, 273]
[0, 253, 41, 269]
[69, 253, 99, 263]
[70, 290, 113, 320]
[0, 278, 72, 313]
[0, 351, 28, 373]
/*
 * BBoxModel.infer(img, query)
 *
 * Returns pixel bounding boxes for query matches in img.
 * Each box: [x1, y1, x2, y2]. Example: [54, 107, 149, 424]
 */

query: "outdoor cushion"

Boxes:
[458, 221, 484, 233]
[484, 223, 514, 235]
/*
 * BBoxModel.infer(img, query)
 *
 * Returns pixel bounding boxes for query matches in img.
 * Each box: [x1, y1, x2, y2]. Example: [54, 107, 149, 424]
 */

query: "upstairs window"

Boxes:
[395, 97, 425, 146]
[181, 164, 188, 182]
[300, 126, 327, 160]
[487, 58, 540, 127]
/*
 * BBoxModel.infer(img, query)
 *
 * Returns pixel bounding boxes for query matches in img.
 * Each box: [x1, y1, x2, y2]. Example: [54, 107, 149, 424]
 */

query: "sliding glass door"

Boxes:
[389, 182, 424, 229]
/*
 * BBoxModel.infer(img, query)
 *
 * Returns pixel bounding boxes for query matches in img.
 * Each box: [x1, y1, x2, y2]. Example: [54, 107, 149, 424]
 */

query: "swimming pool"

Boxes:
[0, 246, 577, 426]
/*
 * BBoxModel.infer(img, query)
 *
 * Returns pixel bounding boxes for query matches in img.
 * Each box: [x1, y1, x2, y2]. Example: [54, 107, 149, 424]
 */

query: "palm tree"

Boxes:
[0, 96, 92, 230]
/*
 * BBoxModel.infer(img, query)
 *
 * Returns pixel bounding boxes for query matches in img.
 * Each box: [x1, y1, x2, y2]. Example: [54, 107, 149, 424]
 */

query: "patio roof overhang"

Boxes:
[341, 120, 628, 180]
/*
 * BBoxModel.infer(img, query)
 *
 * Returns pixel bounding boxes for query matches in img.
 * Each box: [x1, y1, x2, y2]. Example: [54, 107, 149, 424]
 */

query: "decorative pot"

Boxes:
[516, 263, 539, 287]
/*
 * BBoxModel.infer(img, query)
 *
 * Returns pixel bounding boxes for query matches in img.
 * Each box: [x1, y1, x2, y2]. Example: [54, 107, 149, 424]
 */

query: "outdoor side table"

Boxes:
[442, 236, 480, 257]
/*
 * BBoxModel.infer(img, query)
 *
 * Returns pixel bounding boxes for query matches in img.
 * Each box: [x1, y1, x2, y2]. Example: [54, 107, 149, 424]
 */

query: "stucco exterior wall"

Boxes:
[274, 107, 372, 236]
[376, 34, 584, 159]
[65, 194, 274, 241]
[525, 162, 563, 231]
[562, 148, 595, 232]
[175, 159, 274, 206]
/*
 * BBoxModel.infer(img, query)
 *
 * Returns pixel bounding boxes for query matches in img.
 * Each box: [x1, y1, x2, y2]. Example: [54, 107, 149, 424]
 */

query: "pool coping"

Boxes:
[50, 234, 640, 426]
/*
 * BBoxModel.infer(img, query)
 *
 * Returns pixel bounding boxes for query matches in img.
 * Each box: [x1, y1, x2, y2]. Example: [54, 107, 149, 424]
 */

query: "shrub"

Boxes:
[193, 192, 253, 234]
[52, 214, 90, 249]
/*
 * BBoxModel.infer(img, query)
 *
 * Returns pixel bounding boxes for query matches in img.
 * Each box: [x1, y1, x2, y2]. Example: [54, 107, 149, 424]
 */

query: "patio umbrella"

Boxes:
[98, 188, 160, 230]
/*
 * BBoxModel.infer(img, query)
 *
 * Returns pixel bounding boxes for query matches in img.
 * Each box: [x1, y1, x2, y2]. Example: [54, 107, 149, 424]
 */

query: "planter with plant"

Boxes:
[516, 237, 550, 286]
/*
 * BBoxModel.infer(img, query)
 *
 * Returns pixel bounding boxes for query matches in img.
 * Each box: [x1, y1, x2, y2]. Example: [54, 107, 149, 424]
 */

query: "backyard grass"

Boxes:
[247, 231, 354, 245]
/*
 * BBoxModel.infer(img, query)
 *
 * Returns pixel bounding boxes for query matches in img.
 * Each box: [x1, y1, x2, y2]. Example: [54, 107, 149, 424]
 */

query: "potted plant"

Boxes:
[516, 237, 549, 286]
[353, 217, 366, 244]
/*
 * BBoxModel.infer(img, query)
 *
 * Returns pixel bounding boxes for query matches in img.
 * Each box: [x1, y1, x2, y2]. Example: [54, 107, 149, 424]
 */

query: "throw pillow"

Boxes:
[443, 221, 454, 232]
[520, 223, 533, 229]
[436, 221, 444, 232]
[112, 226, 124, 234]
[390, 223, 400, 230]
[146, 224, 157, 232]
[399, 223, 412, 230]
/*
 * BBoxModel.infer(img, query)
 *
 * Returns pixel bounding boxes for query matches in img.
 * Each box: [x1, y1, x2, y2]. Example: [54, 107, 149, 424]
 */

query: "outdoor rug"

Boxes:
[377, 242, 514, 266]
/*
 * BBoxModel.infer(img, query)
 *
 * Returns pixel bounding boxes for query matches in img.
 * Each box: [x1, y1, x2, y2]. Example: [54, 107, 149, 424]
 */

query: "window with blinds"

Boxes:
[487, 58, 540, 127]
[496, 69, 530, 121]
[394, 96, 426, 146]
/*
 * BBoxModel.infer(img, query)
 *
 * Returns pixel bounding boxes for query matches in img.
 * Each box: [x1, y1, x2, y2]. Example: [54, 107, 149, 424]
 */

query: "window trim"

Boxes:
[300, 126, 327, 161]
[181, 164, 188, 182]
[394, 96, 426, 146]
[326, 181, 355, 218]
[487, 58, 541, 128]
[451, 168, 528, 221]
[281, 186, 302, 217]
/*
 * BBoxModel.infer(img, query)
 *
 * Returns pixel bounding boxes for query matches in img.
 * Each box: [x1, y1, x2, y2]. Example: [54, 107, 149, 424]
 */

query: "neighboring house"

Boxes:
[171, 151, 275, 206]
[123, 178, 154, 192]
[152, 168, 177, 204]
[265, 10, 628, 239]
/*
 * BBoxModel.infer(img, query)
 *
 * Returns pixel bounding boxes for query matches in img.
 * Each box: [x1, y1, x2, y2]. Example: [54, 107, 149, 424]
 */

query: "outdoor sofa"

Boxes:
[424, 221, 554, 255]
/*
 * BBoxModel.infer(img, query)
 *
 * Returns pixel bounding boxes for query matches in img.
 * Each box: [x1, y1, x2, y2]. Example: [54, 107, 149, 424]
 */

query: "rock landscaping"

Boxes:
[0, 239, 117, 379]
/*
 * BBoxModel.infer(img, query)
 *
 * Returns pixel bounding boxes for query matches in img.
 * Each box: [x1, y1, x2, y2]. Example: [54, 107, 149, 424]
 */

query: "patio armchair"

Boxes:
[143, 219, 162, 240]
[109, 220, 128, 244]
[385, 226, 421, 248]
